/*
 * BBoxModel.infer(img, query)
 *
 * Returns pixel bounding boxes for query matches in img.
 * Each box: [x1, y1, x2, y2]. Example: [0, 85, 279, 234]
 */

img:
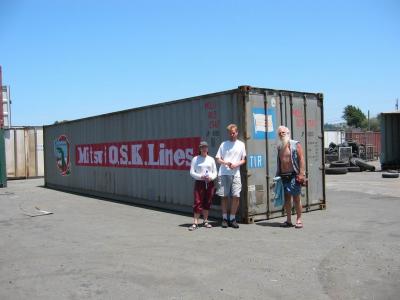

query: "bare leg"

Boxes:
[193, 213, 200, 225]
[203, 210, 209, 222]
[293, 195, 302, 224]
[230, 196, 240, 217]
[284, 193, 292, 223]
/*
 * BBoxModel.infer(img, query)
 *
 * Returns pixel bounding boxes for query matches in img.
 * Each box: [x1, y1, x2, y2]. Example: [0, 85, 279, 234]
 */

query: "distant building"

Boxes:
[1, 86, 11, 128]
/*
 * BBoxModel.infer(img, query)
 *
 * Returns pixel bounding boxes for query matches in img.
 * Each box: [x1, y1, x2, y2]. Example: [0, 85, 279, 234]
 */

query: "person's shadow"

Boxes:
[178, 220, 219, 228]
[255, 221, 287, 228]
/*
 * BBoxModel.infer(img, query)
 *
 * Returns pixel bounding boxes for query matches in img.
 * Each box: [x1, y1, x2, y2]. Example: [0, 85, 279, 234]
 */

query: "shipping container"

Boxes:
[0, 67, 7, 187]
[5, 127, 44, 179]
[345, 131, 381, 160]
[380, 112, 400, 170]
[2, 85, 12, 128]
[324, 130, 345, 148]
[44, 86, 325, 223]
[0, 67, 4, 128]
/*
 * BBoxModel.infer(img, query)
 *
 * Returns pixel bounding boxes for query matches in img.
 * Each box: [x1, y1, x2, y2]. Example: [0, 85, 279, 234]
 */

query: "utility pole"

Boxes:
[396, 98, 399, 111]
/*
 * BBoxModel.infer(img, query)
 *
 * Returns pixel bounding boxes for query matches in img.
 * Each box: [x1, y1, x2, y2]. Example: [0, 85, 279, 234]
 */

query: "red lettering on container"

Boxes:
[205, 102, 217, 110]
[307, 119, 317, 128]
[75, 137, 200, 170]
[293, 109, 302, 117]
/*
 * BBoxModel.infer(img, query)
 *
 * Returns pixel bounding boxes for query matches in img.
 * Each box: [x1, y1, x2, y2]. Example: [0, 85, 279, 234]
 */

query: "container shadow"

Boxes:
[38, 185, 195, 218]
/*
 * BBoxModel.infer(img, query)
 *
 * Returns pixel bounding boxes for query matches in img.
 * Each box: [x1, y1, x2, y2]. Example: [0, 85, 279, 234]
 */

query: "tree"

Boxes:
[342, 105, 366, 128]
[368, 117, 380, 131]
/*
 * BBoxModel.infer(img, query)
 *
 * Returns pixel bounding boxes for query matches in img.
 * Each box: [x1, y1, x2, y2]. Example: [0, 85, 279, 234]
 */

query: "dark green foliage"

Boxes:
[342, 105, 366, 128]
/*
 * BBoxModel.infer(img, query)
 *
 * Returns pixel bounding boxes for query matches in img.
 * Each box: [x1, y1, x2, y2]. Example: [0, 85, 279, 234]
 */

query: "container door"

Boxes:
[27, 128, 37, 177]
[36, 128, 44, 176]
[5, 129, 16, 178]
[273, 93, 325, 213]
[15, 129, 26, 178]
[245, 92, 279, 220]
[304, 96, 324, 210]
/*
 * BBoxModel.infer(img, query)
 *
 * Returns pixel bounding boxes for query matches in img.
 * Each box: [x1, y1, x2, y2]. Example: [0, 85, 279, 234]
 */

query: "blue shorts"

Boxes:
[281, 174, 301, 196]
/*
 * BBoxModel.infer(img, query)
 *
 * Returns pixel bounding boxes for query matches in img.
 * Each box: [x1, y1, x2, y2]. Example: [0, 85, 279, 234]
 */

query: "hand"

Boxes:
[296, 174, 305, 184]
[226, 162, 233, 169]
[229, 162, 237, 169]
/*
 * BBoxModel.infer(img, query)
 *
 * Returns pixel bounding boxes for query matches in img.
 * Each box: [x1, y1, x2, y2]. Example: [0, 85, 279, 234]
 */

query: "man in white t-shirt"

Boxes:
[215, 124, 246, 229]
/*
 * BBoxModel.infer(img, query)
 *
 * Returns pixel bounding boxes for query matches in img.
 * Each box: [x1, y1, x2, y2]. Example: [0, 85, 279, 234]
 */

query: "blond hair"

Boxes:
[226, 124, 238, 132]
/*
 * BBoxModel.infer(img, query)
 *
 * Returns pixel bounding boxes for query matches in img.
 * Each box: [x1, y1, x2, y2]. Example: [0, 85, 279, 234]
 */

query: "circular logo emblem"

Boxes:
[54, 135, 71, 176]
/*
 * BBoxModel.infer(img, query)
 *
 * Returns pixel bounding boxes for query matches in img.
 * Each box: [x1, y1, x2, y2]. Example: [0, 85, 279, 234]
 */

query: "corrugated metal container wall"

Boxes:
[5, 127, 44, 178]
[2, 86, 12, 128]
[345, 131, 381, 160]
[44, 87, 325, 223]
[0, 67, 6, 187]
[380, 112, 400, 170]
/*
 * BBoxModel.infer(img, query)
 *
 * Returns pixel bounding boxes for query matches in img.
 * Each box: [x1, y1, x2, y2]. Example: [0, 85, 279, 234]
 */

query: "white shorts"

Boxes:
[216, 175, 242, 197]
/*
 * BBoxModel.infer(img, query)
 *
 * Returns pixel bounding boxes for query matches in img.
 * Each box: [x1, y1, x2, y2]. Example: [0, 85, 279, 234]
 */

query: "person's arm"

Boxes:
[297, 143, 306, 179]
[215, 143, 229, 167]
[230, 158, 246, 169]
[209, 157, 218, 181]
[189, 157, 202, 180]
[229, 144, 246, 169]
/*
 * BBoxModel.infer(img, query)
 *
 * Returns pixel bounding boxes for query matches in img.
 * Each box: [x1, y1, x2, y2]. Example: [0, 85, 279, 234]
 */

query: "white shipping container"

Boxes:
[324, 130, 345, 148]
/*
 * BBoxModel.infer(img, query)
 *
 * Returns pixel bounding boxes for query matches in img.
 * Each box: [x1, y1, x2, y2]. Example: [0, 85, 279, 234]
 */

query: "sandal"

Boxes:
[188, 224, 198, 231]
[202, 221, 212, 228]
[295, 222, 303, 229]
[280, 221, 294, 228]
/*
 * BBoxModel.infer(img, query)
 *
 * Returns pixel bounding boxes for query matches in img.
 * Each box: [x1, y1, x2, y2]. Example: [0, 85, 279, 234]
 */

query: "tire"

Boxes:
[353, 158, 375, 171]
[330, 160, 350, 168]
[347, 166, 361, 172]
[382, 173, 399, 178]
[349, 158, 358, 166]
[325, 154, 339, 163]
[325, 167, 348, 175]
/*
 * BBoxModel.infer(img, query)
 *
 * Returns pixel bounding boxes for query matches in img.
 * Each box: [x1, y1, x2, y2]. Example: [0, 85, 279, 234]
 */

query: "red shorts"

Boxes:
[193, 180, 215, 214]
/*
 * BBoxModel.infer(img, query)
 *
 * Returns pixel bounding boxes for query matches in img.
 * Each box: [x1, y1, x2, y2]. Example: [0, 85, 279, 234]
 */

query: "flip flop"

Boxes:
[295, 222, 303, 229]
[280, 221, 293, 228]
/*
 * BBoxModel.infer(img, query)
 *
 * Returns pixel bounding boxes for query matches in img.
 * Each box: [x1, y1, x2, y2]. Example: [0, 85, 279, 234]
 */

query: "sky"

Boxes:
[1, 0, 399, 126]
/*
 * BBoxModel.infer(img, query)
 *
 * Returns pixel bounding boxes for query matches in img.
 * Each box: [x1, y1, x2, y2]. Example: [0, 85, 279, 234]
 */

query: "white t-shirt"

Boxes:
[190, 155, 218, 181]
[215, 140, 246, 177]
